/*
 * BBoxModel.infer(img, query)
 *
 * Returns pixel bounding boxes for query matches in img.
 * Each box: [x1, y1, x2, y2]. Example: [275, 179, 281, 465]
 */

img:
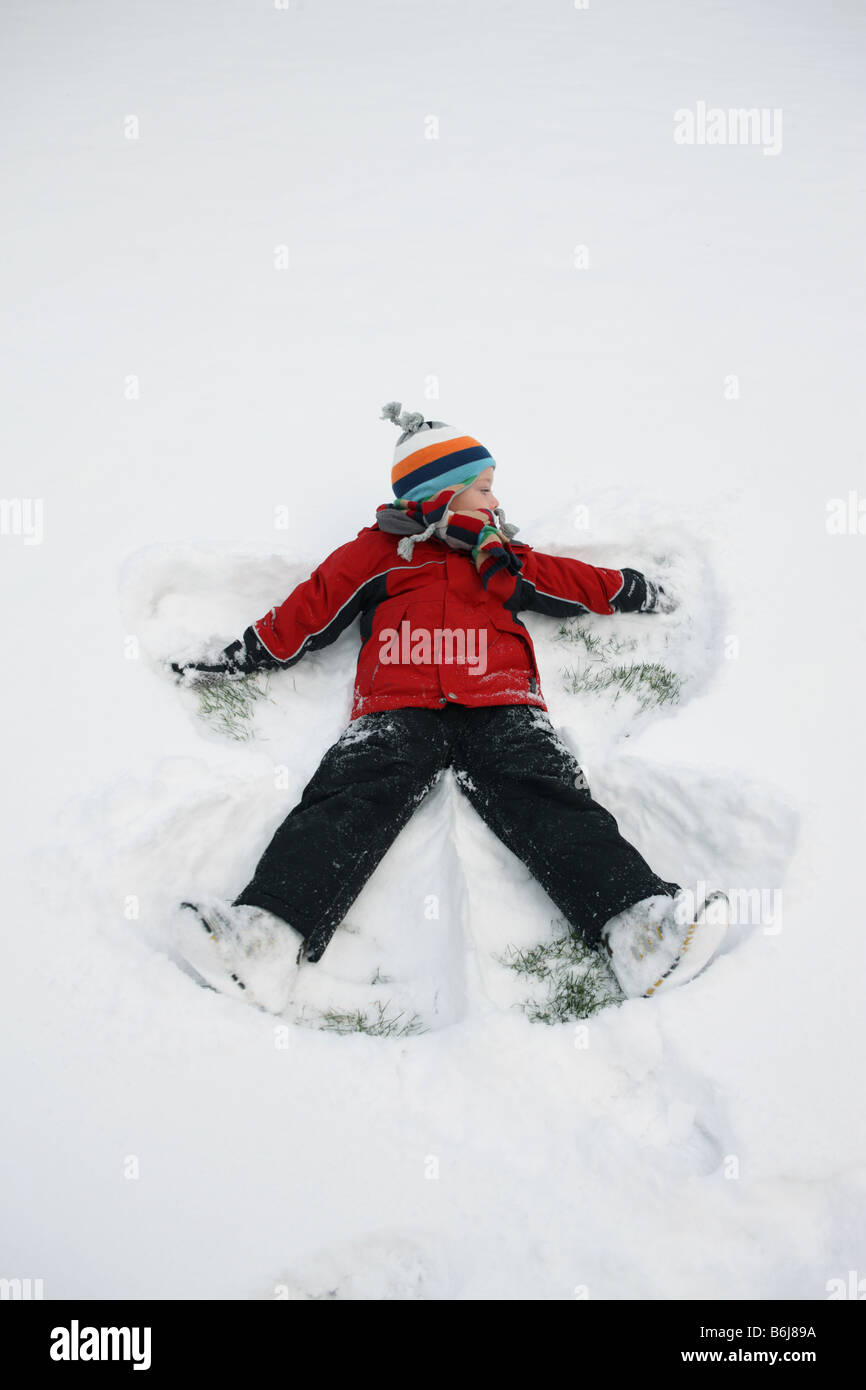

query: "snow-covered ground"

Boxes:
[2, 0, 864, 1299]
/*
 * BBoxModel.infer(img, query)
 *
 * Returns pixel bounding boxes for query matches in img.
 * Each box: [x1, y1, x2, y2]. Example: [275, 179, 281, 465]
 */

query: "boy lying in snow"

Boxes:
[171, 402, 728, 1014]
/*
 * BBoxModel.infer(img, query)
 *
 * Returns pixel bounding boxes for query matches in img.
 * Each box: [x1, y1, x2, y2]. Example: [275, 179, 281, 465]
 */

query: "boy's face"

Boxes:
[449, 466, 499, 514]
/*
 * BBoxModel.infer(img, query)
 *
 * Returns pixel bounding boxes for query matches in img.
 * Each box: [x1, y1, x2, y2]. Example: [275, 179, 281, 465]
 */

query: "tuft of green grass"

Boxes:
[496, 926, 622, 1024]
[315, 1001, 429, 1037]
[196, 674, 271, 741]
[556, 619, 682, 712]
[562, 659, 682, 711]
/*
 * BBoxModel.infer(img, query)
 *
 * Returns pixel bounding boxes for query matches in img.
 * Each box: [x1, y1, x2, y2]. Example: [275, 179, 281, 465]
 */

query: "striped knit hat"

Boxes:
[381, 401, 495, 502]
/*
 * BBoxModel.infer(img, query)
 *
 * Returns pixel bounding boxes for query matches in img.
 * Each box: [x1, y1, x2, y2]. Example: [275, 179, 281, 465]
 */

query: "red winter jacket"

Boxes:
[233, 527, 660, 720]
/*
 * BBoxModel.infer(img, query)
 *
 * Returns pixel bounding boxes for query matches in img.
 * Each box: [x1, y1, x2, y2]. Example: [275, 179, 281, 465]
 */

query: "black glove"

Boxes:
[611, 569, 677, 615]
[170, 627, 283, 684]
[170, 639, 255, 684]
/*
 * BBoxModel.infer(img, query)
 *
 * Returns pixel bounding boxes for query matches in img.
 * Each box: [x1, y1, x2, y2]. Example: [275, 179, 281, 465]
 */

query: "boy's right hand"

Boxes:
[170, 639, 254, 685]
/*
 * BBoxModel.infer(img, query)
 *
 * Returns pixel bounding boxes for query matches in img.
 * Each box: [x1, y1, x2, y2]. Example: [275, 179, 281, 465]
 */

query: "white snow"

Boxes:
[2, 0, 865, 1301]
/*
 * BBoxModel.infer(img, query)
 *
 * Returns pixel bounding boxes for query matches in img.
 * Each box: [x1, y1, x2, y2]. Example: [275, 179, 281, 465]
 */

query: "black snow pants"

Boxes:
[234, 704, 681, 962]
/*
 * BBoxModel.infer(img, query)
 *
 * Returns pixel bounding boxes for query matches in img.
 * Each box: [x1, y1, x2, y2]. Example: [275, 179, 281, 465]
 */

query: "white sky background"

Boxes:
[1, 0, 864, 1299]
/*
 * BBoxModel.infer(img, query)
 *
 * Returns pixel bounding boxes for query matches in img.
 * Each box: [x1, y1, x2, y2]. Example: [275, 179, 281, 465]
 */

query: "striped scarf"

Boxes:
[375, 484, 523, 589]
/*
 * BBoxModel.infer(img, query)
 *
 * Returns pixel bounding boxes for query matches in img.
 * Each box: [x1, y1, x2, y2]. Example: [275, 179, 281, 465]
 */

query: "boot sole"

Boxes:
[177, 902, 249, 999]
[176, 902, 300, 1014]
[643, 892, 729, 997]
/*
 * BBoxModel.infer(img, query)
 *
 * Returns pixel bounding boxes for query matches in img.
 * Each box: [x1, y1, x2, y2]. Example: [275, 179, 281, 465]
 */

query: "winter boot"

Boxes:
[602, 889, 729, 999]
[174, 898, 306, 1014]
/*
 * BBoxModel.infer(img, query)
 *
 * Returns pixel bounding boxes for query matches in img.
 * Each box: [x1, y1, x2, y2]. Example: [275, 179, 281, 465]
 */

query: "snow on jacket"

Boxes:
[233, 526, 662, 720]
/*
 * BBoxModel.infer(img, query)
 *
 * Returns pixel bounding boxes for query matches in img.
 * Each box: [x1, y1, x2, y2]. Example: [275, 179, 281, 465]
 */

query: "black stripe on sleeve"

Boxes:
[507, 575, 590, 618]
